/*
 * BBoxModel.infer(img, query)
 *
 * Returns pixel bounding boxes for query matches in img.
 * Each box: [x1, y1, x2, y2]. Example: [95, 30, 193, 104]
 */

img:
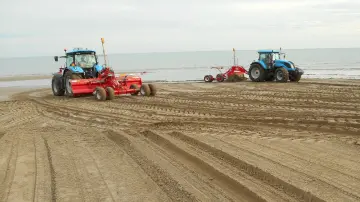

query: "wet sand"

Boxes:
[0, 78, 360, 201]
[0, 75, 52, 82]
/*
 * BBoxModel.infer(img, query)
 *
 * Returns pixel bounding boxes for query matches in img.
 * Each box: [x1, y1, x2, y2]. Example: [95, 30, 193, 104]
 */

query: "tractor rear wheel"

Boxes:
[94, 87, 107, 101]
[64, 71, 82, 97]
[148, 84, 157, 96]
[130, 84, 140, 96]
[140, 84, 151, 96]
[51, 76, 65, 96]
[275, 68, 289, 82]
[249, 63, 265, 82]
[106, 87, 115, 100]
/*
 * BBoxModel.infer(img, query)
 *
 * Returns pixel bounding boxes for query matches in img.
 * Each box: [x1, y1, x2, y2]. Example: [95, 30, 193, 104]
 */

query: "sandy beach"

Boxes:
[0, 78, 360, 202]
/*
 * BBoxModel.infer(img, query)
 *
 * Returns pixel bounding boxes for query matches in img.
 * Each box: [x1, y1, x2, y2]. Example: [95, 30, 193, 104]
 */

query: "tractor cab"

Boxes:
[257, 50, 282, 69]
[54, 48, 103, 78]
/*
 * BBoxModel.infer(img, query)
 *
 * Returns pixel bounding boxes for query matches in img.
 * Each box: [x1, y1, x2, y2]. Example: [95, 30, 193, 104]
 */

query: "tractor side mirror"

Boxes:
[54, 56, 58, 62]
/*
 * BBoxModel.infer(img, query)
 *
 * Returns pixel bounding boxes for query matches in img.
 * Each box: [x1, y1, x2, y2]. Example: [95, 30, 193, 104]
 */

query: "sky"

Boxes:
[0, 0, 359, 57]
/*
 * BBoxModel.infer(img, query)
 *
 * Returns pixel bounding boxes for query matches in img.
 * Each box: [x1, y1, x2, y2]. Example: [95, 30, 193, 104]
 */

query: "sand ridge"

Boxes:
[0, 79, 360, 201]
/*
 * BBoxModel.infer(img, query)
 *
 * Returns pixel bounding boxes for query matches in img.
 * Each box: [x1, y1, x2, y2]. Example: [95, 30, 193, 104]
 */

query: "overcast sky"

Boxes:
[0, 0, 359, 57]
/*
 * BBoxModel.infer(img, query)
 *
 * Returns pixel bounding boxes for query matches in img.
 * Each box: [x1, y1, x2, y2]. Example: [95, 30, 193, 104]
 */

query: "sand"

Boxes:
[0, 78, 360, 202]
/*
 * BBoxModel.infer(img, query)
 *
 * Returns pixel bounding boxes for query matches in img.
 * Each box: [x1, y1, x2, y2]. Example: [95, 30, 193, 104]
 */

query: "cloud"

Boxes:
[0, 0, 359, 57]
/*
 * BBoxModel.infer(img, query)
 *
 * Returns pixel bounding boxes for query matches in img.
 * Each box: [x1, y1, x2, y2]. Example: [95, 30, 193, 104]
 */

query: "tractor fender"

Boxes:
[68, 66, 85, 74]
[274, 63, 293, 72]
[94, 64, 104, 73]
[250, 61, 267, 69]
[52, 72, 63, 78]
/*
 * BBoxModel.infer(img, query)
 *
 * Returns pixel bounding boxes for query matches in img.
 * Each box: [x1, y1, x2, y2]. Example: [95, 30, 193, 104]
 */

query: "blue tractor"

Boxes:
[52, 48, 105, 96]
[248, 49, 304, 82]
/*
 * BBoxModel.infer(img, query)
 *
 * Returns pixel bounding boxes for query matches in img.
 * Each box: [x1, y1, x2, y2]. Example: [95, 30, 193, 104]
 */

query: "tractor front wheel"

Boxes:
[64, 71, 82, 97]
[106, 87, 115, 100]
[249, 64, 265, 82]
[275, 68, 289, 82]
[290, 74, 301, 82]
[140, 84, 151, 96]
[95, 87, 107, 101]
[51, 76, 65, 96]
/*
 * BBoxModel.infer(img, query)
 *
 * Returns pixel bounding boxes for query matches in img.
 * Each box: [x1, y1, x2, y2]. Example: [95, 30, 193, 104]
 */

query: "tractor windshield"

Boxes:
[75, 54, 97, 68]
[272, 53, 280, 60]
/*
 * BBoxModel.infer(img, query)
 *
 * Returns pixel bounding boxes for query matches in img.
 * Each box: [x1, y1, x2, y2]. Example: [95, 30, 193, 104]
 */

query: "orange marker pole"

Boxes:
[101, 38, 107, 67]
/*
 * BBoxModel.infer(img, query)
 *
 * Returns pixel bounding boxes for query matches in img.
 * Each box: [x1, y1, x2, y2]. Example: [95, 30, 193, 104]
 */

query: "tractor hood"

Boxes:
[275, 59, 296, 69]
[275, 59, 289, 63]
[69, 66, 84, 73]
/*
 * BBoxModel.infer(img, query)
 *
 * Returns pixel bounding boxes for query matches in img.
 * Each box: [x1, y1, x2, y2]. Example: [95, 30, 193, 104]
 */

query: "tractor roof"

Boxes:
[66, 48, 96, 55]
[258, 49, 280, 54]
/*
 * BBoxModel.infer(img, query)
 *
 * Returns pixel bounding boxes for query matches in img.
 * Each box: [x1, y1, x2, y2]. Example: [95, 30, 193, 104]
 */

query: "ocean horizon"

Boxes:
[2, 47, 360, 59]
[1, 48, 360, 81]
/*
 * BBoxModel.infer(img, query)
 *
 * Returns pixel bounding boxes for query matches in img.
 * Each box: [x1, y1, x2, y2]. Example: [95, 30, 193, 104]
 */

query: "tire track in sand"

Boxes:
[32, 137, 38, 202]
[189, 131, 360, 202]
[102, 98, 360, 137]
[141, 130, 325, 202]
[0, 133, 19, 202]
[6, 128, 38, 202]
[3, 81, 359, 202]
[42, 137, 57, 202]
[31, 97, 155, 127]
[0, 131, 4, 140]
[139, 130, 269, 202]
[105, 130, 198, 202]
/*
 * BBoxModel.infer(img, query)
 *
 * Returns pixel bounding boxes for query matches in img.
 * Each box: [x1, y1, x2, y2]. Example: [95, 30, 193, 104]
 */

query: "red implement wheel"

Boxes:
[204, 75, 213, 82]
[148, 84, 157, 96]
[106, 87, 115, 100]
[140, 84, 151, 96]
[130, 84, 140, 96]
[94, 87, 107, 101]
[209, 75, 214, 81]
[216, 74, 224, 82]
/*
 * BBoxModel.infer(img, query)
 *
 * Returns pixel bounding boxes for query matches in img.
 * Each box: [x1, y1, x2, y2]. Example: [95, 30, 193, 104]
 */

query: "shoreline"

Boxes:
[1, 74, 360, 82]
[0, 75, 52, 82]
[1, 77, 360, 102]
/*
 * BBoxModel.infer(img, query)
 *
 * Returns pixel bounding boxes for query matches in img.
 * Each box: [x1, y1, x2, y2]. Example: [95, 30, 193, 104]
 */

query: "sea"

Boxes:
[0, 48, 359, 87]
